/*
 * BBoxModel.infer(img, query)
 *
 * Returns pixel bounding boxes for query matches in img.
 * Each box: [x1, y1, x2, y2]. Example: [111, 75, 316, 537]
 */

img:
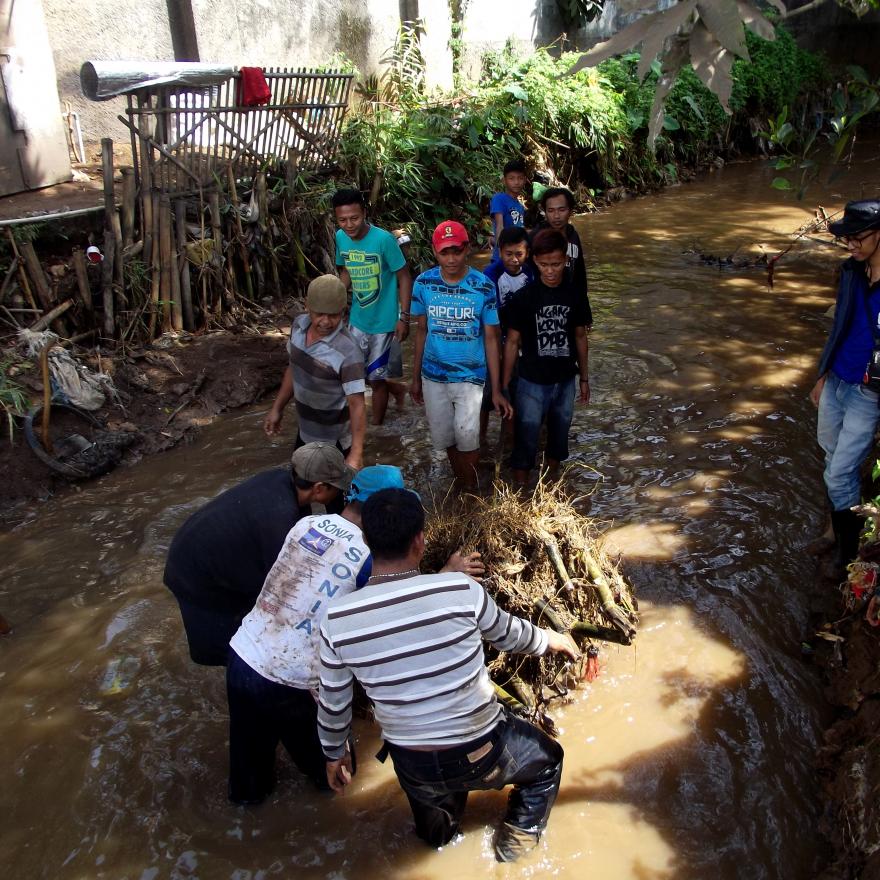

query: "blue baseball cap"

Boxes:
[347, 465, 405, 503]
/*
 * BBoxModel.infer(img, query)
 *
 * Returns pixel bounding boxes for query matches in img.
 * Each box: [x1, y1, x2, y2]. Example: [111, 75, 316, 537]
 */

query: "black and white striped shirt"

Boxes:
[317, 572, 548, 759]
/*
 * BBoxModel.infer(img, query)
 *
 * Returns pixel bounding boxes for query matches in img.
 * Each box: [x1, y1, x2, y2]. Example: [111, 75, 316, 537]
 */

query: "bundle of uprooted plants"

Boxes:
[423, 479, 638, 734]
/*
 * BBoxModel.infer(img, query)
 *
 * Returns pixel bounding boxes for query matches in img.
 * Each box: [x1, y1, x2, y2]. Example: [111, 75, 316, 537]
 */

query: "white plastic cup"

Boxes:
[86, 246, 103, 263]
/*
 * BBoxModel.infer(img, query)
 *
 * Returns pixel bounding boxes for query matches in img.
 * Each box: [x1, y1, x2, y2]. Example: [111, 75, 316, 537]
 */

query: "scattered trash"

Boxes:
[99, 656, 140, 695]
[85, 245, 104, 263]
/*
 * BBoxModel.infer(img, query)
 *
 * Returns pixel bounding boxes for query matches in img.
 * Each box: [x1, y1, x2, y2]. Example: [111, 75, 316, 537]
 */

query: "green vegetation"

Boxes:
[335, 25, 830, 262]
[0, 357, 29, 442]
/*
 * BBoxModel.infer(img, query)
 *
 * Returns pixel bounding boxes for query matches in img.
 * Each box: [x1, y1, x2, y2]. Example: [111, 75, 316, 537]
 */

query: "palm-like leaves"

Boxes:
[569, 0, 785, 147]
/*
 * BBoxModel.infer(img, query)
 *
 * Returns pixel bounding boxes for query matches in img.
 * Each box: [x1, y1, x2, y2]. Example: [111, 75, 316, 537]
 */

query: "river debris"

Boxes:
[423, 479, 638, 730]
[683, 244, 769, 271]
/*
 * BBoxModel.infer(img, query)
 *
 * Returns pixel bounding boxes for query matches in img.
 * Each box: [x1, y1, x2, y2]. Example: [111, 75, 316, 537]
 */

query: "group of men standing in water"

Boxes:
[163, 176, 880, 864]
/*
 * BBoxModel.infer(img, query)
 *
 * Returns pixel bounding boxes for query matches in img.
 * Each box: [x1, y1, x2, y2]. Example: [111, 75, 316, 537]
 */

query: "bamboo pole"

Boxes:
[569, 621, 633, 646]
[159, 196, 175, 331]
[6, 232, 38, 313]
[19, 242, 54, 311]
[101, 138, 125, 299]
[208, 188, 228, 311]
[226, 165, 254, 301]
[120, 166, 136, 249]
[175, 199, 194, 329]
[71, 248, 92, 314]
[254, 171, 280, 299]
[30, 299, 73, 332]
[101, 230, 116, 338]
[148, 192, 161, 338]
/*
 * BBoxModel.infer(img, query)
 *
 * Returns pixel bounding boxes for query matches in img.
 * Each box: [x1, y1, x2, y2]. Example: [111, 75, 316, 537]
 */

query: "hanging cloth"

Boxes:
[237, 67, 271, 106]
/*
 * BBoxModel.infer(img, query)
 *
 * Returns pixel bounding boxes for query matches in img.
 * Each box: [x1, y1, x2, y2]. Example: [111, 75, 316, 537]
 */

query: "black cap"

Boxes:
[828, 199, 880, 237]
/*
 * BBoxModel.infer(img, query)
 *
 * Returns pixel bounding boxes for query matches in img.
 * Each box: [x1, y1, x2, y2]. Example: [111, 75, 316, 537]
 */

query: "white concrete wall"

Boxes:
[43, 0, 175, 155]
[192, 0, 400, 75]
[42, 0, 664, 155]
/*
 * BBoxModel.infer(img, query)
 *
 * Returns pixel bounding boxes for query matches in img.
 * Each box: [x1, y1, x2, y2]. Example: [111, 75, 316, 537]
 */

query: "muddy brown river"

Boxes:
[4, 157, 876, 879]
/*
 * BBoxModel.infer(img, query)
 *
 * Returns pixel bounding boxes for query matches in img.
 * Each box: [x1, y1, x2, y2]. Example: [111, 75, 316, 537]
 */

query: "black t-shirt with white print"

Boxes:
[502, 279, 590, 385]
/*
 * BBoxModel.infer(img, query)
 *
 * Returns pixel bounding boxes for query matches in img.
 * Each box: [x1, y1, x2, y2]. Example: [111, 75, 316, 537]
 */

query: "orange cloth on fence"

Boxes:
[238, 67, 271, 106]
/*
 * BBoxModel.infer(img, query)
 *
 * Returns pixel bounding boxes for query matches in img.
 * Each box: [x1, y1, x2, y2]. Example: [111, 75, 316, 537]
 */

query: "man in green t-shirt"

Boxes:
[332, 189, 413, 425]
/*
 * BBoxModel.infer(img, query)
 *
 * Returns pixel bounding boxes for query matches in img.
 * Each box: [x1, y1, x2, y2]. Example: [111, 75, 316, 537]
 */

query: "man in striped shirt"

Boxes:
[264, 274, 366, 470]
[317, 488, 580, 862]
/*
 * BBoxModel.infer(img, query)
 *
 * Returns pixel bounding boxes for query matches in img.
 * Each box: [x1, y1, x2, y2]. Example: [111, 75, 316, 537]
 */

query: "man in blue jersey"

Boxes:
[333, 189, 412, 425]
[410, 220, 513, 488]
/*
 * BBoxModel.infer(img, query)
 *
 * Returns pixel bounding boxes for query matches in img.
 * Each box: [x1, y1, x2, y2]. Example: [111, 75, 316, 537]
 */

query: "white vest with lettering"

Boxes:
[230, 514, 369, 688]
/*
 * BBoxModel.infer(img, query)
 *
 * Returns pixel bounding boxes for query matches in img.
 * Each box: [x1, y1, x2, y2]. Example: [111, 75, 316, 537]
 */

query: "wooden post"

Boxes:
[208, 188, 225, 312]
[30, 299, 73, 332]
[19, 242, 54, 311]
[120, 166, 136, 249]
[285, 146, 299, 194]
[148, 191, 161, 337]
[255, 171, 280, 300]
[71, 248, 93, 314]
[226, 165, 254, 301]
[101, 230, 116, 338]
[6, 232, 38, 313]
[101, 138, 125, 318]
[175, 199, 194, 329]
[159, 195, 175, 331]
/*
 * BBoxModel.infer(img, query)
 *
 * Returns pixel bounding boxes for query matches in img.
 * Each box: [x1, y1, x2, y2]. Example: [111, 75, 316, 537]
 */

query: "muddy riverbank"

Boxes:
[2, 155, 880, 878]
[0, 326, 291, 529]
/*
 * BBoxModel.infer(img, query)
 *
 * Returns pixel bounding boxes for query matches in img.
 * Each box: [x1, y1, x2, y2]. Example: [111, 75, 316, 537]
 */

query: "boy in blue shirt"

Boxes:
[489, 159, 527, 257]
[484, 227, 534, 311]
[480, 227, 534, 444]
[411, 221, 513, 488]
[333, 188, 412, 425]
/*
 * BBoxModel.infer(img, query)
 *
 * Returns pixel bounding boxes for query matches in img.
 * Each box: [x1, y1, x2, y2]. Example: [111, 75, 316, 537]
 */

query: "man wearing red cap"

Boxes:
[410, 221, 513, 487]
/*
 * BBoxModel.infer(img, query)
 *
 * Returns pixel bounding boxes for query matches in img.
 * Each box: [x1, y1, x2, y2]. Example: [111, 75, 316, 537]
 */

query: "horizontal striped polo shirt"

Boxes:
[288, 314, 366, 448]
[317, 572, 549, 759]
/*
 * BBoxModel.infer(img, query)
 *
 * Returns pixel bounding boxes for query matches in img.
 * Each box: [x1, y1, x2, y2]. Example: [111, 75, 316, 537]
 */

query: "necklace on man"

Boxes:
[368, 568, 420, 582]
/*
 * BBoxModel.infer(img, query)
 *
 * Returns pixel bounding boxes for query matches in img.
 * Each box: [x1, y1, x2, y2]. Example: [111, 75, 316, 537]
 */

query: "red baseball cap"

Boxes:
[432, 220, 469, 252]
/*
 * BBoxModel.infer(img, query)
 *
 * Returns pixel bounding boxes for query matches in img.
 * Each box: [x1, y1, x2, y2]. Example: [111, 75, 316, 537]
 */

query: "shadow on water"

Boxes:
[4, 153, 879, 877]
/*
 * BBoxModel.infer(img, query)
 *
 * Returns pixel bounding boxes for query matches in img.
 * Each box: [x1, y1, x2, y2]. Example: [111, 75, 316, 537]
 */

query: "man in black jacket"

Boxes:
[164, 443, 353, 664]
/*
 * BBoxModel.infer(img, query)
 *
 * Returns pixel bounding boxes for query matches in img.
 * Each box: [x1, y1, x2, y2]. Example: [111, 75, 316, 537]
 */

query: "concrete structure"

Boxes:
[24, 0, 880, 177]
[0, 0, 70, 196]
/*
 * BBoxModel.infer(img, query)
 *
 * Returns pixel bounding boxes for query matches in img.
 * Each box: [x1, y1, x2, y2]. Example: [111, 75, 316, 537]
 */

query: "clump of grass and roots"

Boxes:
[423, 478, 638, 727]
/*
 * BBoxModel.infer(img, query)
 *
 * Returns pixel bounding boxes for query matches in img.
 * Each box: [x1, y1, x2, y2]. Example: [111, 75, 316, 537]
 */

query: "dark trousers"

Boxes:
[387, 713, 563, 847]
[173, 593, 243, 666]
[226, 649, 328, 803]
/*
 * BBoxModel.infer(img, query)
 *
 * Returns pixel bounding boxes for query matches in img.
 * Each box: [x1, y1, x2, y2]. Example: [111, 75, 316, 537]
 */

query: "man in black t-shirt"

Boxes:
[531, 187, 593, 329]
[163, 443, 354, 665]
[502, 229, 590, 485]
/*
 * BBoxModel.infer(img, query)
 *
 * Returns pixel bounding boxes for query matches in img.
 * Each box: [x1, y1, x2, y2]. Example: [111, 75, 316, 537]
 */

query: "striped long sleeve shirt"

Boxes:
[317, 572, 549, 759]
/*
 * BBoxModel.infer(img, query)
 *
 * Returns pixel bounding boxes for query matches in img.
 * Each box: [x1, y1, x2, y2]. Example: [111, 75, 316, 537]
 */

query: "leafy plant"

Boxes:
[0, 357, 29, 441]
[760, 63, 879, 197]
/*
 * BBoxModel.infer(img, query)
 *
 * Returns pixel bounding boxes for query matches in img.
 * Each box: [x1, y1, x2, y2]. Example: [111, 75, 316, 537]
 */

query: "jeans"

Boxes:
[226, 648, 330, 803]
[817, 372, 880, 511]
[387, 712, 563, 847]
[510, 375, 576, 471]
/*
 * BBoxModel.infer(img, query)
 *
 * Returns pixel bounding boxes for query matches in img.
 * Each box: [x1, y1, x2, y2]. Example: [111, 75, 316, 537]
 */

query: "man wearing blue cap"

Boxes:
[811, 199, 880, 578]
[225, 465, 483, 805]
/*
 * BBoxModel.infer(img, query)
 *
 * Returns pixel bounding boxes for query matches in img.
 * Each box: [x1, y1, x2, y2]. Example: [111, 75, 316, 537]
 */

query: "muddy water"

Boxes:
[2, 159, 870, 879]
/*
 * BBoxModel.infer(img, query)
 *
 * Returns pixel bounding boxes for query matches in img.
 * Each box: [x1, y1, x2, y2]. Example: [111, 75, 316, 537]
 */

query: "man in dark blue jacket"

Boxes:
[811, 199, 880, 577]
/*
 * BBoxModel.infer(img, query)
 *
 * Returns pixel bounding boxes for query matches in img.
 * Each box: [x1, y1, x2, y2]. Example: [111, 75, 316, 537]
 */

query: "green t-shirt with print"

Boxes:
[335, 225, 406, 334]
